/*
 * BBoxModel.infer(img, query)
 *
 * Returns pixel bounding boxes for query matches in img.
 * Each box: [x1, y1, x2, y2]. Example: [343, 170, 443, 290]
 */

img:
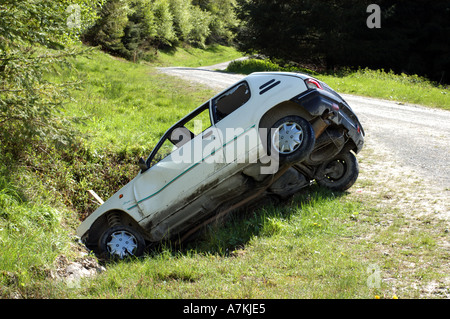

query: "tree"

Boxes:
[236, 0, 368, 68]
[81, 0, 241, 59]
[186, 5, 212, 47]
[0, 0, 103, 153]
[169, 0, 193, 42]
[82, 0, 129, 55]
[152, 0, 177, 46]
[193, 0, 239, 44]
[236, 0, 450, 83]
[122, 0, 157, 61]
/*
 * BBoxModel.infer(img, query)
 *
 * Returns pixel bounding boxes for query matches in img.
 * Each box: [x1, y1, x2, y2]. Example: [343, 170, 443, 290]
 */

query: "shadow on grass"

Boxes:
[159, 44, 224, 57]
[144, 184, 348, 259]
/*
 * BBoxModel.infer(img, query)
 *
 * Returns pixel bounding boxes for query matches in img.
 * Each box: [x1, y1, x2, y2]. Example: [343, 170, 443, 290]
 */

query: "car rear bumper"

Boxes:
[291, 89, 365, 153]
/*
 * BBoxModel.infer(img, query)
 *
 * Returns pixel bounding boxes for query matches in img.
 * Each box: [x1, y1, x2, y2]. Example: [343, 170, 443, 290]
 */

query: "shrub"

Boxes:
[226, 58, 318, 75]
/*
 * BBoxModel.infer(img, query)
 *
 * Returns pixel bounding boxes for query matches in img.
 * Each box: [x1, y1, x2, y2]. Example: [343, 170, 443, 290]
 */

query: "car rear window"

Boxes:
[213, 82, 250, 122]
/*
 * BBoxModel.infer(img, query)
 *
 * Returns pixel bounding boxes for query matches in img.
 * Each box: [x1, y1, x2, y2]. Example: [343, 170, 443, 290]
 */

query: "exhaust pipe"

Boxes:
[312, 117, 330, 139]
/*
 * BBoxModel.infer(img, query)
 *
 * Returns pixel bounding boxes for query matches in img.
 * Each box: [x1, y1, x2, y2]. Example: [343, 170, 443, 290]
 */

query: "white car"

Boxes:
[77, 72, 364, 259]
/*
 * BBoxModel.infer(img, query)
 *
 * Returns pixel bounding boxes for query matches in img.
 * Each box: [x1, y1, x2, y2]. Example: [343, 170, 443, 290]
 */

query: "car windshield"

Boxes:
[146, 102, 212, 167]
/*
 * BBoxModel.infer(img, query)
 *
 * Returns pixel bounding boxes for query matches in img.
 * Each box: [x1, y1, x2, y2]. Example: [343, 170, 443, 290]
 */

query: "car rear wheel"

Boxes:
[316, 151, 359, 191]
[269, 115, 315, 164]
[98, 225, 145, 259]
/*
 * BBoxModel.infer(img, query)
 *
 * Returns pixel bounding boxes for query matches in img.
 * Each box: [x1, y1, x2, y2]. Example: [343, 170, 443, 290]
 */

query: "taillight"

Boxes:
[305, 78, 323, 90]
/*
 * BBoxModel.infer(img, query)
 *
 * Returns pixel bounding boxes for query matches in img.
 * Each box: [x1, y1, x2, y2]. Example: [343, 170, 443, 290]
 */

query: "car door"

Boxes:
[131, 103, 225, 234]
[211, 81, 258, 168]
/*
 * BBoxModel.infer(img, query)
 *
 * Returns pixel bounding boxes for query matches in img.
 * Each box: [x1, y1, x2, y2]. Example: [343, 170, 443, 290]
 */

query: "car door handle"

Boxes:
[202, 131, 214, 139]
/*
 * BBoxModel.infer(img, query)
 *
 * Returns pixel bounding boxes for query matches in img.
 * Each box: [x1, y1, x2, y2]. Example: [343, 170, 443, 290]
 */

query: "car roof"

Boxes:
[247, 71, 312, 80]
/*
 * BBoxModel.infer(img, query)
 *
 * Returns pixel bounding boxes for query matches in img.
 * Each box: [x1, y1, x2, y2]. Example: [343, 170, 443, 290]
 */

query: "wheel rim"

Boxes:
[323, 159, 346, 180]
[272, 122, 304, 154]
[106, 230, 138, 258]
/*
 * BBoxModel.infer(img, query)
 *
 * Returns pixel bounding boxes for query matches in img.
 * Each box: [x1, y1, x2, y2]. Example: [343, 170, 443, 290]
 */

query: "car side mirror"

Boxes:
[138, 157, 148, 173]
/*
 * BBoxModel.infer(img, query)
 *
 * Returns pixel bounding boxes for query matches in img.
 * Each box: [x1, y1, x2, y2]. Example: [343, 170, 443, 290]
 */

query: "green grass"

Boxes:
[64, 49, 216, 155]
[0, 171, 72, 298]
[62, 187, 376, 298]
[226, 59, 450, 110]
[155, 44, 244, 68]
[59, 185, 448, 299]
[320, 69, 450, 110]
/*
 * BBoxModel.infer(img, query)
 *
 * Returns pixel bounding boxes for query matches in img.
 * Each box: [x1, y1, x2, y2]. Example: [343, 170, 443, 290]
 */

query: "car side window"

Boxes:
[213, 82, 250, 122]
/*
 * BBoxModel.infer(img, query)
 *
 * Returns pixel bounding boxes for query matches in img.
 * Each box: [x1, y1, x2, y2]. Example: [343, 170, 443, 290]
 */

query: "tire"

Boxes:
[316, 151, 359, 192]
[98, 225, 146, 259]
[268, 115, 315, 164]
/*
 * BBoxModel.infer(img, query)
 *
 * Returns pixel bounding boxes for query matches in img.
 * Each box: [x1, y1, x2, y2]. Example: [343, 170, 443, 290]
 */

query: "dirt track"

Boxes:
[158, 62, 450, 222]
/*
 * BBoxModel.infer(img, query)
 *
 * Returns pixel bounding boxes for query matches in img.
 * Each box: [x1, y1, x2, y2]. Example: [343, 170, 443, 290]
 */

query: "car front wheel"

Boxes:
[98, 225, 146, 259]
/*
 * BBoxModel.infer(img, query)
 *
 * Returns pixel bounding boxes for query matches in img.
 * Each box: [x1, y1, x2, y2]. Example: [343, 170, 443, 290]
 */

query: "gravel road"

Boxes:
[343, 94, 450, 188]
[158, 61, 450, 220]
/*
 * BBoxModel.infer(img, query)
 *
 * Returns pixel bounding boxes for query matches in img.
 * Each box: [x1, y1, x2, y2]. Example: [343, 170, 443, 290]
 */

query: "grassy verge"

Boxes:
[63, 187, 380, 298]
[226, 59, 450, 110]
[154, 44, 244, 68]
[0, 45, 218, 298]
[65, 49, 217, 154]
[320, 69, 450, 110]
[62, 182, 448, 299]
[0, 167, 74, 298]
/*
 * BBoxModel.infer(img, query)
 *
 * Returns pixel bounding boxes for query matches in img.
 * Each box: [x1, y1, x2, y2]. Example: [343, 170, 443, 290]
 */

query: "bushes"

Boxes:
[226, 58, 318, 75]
[19, 139, 140, 219]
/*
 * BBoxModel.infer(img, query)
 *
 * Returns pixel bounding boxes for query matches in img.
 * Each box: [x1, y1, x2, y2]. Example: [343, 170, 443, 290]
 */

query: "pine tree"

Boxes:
[0, 0, 102, 153]
[122, 0, 157, 61]
[169, 0, 193, 42]
[153, 0, 177, 47]
[83, 0, 130, 56]
[236, 0, 450, 82]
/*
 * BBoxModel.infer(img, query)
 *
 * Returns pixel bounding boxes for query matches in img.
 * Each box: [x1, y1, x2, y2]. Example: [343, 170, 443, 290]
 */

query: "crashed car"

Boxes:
[77, 72, 364, 259]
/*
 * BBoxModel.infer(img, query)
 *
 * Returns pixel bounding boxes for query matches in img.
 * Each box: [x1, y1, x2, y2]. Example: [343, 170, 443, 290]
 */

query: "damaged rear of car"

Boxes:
[77, 72, 364, 259]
